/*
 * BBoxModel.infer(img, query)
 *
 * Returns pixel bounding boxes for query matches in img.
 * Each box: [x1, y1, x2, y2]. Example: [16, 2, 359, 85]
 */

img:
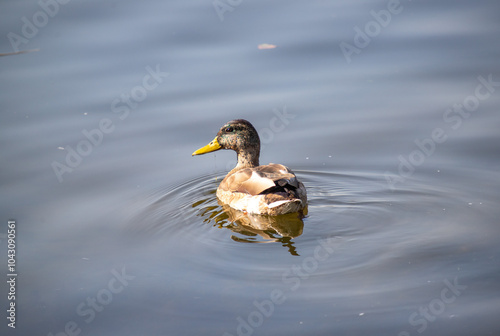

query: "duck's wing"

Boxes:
[220, 163, 299, 196]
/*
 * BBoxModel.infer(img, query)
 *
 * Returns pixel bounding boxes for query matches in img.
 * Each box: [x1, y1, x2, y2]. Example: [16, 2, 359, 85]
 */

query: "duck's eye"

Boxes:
[225, 127, 234, 133]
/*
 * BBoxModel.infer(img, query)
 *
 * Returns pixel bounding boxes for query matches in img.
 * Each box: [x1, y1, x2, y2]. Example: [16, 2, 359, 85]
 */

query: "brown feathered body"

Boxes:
[217, 163, 307, 215]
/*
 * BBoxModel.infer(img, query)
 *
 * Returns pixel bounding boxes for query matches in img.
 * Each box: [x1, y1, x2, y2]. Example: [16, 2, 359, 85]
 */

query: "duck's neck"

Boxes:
[230, 147, 260, 174]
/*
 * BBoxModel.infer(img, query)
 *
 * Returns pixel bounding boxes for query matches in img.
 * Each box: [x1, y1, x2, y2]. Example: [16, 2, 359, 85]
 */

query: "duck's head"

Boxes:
[192, 119, 260, 168]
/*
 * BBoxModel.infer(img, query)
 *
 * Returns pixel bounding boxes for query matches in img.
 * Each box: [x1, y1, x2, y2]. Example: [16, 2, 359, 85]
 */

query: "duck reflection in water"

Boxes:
[192, 191, 307, 256]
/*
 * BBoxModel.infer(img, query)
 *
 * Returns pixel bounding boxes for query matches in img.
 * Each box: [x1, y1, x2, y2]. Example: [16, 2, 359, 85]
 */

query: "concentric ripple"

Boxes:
[124, 168, 448, 254]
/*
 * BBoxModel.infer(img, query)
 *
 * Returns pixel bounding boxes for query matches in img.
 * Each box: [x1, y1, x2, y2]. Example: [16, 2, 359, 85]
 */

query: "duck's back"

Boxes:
[216, 163, 307, 215]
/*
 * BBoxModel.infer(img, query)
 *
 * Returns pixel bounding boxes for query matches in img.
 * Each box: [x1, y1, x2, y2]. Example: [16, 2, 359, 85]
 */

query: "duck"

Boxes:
[192, 119, 307, 215]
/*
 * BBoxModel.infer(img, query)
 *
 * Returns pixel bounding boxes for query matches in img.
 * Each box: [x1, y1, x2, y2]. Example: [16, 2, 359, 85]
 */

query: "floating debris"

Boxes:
[0, 49, 39, 57]
[258, 44, 277, 50]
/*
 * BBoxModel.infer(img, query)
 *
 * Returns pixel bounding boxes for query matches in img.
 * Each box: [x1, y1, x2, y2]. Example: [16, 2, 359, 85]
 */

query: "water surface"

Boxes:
[1, 0, 499, 335]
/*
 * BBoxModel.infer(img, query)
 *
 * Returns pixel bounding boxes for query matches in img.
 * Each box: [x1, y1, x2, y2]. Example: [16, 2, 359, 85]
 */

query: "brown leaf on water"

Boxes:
[258, 44, 277, 50]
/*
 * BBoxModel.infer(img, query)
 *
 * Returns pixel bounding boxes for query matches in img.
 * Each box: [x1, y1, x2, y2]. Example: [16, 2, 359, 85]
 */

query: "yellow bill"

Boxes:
[192, 137, 221, 156]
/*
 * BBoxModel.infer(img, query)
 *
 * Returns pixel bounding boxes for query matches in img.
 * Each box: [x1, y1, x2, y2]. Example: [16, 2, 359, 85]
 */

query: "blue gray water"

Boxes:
[1, 0, 499, 335]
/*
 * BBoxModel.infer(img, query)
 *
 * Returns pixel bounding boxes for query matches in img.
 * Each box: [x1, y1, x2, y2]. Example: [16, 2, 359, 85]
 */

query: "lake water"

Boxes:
[1, 0, 499, 335]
